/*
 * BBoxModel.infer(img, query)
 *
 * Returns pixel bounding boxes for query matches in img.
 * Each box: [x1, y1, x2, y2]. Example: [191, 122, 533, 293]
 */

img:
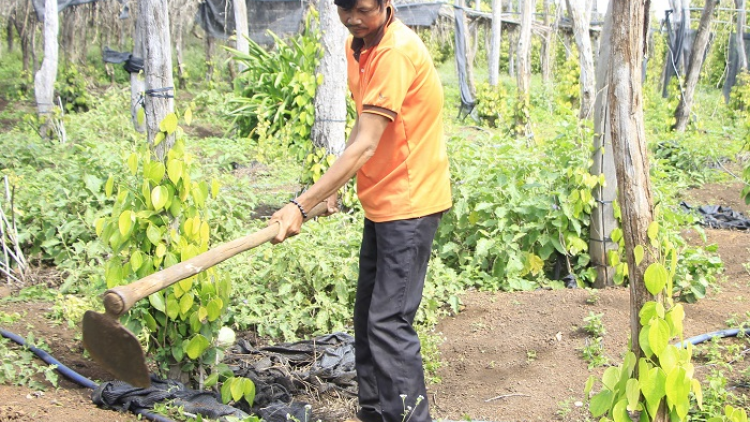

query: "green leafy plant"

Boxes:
[0, 335, 59, 390]
[227, 10, 322, 160]
[587, 222, 703, 421]
[220, 376, 256, 407]
[435, 126, 599, 291]
[56, 64, 93, 113]
[581, 312, 608, 368]
[475, 82, 512, 129]
[95, 111, 229, 380]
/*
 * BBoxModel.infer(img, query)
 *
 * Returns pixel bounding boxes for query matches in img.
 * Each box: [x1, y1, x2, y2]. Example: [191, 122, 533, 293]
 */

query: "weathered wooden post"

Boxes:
[565, 0, 595, 120]
[589, 3, 617, 288]
[673, 0, 718, 132]
[488, 0, 502, 86]
[139, 0, 175, 160]
[514, 0, 533, 138]
[34, 0, 59, 140]
[233, 0, 249, 73]
[312, 0, 347, 157]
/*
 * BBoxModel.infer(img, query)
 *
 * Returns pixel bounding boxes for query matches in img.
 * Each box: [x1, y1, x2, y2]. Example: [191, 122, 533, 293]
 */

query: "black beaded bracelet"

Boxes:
[289, 199, 308, 218]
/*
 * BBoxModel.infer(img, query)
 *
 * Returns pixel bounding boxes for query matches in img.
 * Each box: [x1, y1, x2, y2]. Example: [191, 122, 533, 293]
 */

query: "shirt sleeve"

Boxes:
[361, 48, 416, 120]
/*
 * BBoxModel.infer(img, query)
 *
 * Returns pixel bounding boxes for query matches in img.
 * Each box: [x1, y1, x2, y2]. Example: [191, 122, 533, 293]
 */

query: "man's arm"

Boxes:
[269, 112, 390, 243]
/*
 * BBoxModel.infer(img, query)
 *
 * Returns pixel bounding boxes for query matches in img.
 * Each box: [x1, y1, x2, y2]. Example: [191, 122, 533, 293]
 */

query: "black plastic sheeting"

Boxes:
[90, 333, 358, 422]
[227, 332, 357, 401]
[195, 0, 307, 46]
[680, 202, 750, 230]
[102, 46, 144, 73]
[723, 32, 750, 103]
[395, 2, 444, 28]
[93, 375, 251, 421]
[452, 6, 476, 120]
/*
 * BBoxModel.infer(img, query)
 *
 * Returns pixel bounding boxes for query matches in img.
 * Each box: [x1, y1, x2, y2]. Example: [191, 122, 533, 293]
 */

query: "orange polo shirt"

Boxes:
[346, 16, 452, 222]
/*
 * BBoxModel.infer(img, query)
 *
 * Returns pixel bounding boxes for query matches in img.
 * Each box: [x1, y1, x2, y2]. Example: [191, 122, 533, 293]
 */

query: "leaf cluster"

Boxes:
[0, 335, 59, 391]
[227, 11, 322, 159]
[435, 124, 599, 291]
[94, 115, 230, 380]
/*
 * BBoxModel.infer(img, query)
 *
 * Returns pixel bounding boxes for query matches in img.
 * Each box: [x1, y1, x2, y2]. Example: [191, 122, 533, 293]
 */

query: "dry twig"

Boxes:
[484, 393, 531, 402]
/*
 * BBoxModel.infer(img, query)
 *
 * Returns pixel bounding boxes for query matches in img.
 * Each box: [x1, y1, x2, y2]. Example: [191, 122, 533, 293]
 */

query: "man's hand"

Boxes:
[268, 202, 304, 244]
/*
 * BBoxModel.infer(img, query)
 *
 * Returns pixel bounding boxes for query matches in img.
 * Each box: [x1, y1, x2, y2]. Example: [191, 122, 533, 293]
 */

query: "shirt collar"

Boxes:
[352, 5, 395, 62]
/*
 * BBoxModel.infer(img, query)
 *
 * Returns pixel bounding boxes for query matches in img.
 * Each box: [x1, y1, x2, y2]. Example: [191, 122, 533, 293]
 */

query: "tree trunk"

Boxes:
[506, 0, 515, 77]
[173, 9, 186, 89]
[489, 0, 502, 86]
[609, 8, 666, 420]
[6, 11, 13, 54]
[514, 0, 533, 138]
[673, 0, 717, 132]
[140, 0, 175, 159]
[205, 30, 215, 83]
[736, 0, 747, 71]
[34, 0, 59, 140]
[468, 0, 479, 73]
[61, 7, 75, 65]
[312, 0, 347, 157]
[565, 0, 596, 120]
[13, 0, 32, 73]
[233, 0, 249, 73]
[540, 0, 553, 84]
[589, 1, 617, 288]
[131, 0, 146, 133]
[31, 12, 38, 74]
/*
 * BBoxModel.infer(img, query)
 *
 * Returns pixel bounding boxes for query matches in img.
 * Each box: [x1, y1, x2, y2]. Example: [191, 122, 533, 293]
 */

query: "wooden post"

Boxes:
[514, 0, 533, 138]
[565, 0, 595, 120]
[233, 0, 249, 73]
[589, 2, 617, 288]
[673, 0, 717, 132]
[735, 0, 747, 71]
[609, 9, 666, 419]
[312, 0, 347, 157]
[488, 0, 502, 86]
[139, 0, 175, 160]
[34, 0, 59, 140]
[131, 0, 146, 133]
[540, 0, 553, 84]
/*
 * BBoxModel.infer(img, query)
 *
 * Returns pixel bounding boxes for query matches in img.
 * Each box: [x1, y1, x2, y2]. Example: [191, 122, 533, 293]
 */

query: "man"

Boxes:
[268, 0, 451, 420]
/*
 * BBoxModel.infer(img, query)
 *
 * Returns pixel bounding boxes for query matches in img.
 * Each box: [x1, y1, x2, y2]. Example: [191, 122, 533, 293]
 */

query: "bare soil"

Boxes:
[1, 180, 748, 422]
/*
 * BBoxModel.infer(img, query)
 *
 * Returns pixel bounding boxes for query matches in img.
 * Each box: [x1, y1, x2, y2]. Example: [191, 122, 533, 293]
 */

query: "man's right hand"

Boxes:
[268, 202, 304, 244]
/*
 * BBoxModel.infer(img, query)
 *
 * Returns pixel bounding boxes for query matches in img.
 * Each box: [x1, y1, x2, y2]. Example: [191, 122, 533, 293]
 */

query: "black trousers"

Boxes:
[354, 212, 442, 422]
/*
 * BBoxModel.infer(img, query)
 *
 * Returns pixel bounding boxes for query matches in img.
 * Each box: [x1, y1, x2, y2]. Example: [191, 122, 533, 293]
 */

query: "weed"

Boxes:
[0, 311, 22, 324]
[584, 288, 599, 305]
[582, 312, 605, 336]
[0, 335, 59, 391]
[556, 398, 572, 419]
[580, 312, 608, 368]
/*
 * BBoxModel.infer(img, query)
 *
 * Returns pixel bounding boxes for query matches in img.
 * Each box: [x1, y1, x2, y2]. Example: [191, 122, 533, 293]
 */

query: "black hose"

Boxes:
[674, 328, 750, 348]
[0, 328, 175, 422]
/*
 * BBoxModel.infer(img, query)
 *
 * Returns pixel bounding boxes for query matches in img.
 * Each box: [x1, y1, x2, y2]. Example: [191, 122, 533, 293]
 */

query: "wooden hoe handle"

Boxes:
[102, 202, 329, 317]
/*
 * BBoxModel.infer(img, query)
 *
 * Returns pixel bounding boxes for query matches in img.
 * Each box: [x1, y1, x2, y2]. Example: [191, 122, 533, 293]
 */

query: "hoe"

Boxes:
[82, 203, 327, 388]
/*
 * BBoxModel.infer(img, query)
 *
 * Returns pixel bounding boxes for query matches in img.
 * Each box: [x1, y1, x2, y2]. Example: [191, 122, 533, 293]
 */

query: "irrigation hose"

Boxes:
[674, 328, 750, 348]
[0, 328, 175, 422]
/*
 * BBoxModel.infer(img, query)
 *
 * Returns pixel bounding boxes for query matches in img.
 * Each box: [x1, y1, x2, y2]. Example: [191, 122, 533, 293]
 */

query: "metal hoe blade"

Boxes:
[82, 310, 151, 388]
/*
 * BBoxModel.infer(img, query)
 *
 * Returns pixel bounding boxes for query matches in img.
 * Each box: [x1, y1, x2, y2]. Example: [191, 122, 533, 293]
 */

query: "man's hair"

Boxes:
[334, 0, 386, 10]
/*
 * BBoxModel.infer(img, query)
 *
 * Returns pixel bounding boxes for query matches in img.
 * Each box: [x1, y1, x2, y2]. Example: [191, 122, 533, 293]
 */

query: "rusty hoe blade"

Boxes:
[82, 310, 151, 388]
